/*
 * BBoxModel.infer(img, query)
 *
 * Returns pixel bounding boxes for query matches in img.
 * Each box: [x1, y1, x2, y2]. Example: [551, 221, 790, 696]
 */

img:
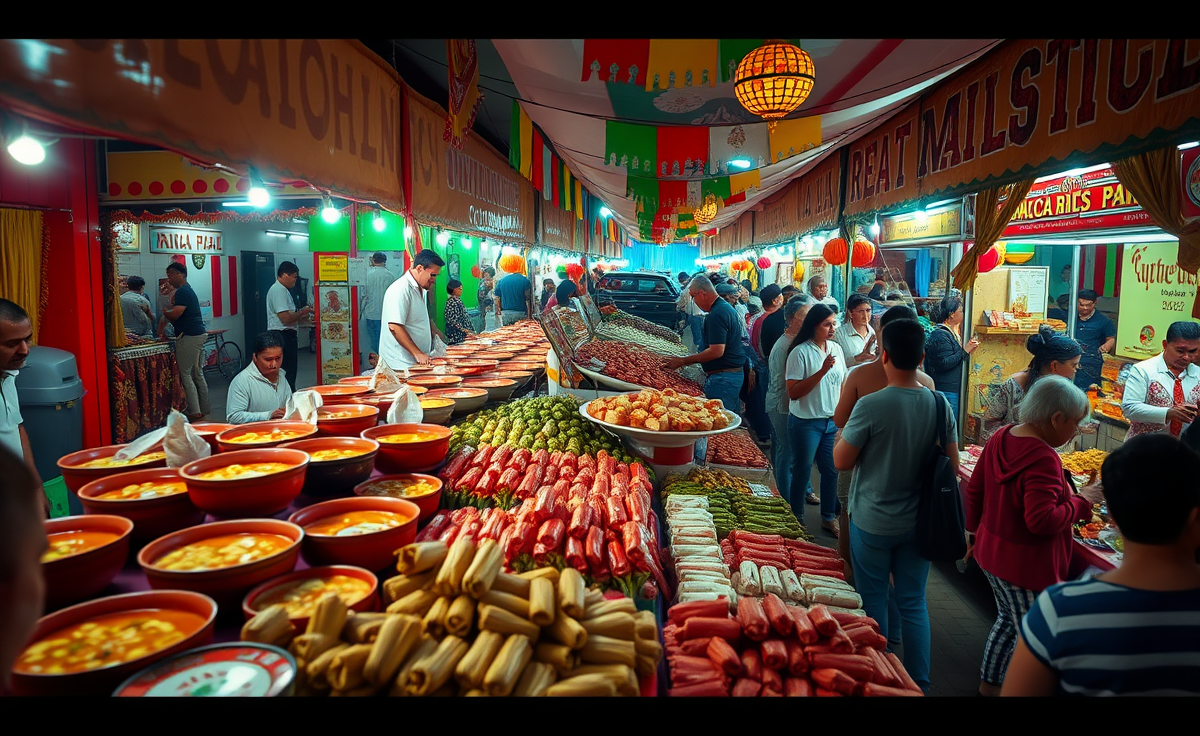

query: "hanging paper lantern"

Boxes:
[792, 262, 805, 283]
[977, 242, 1007, 274]
[693, 193, 719, 226]
[555, 264, 568, 278]
[1003, 241, 1035, 265]
[822, 237, 848, 266]
[757, 256, 772, 269]
[565, 262, 584, 280]
[850, 238, 876, 268]
[734, 41, 817, 129]
[471, 264, 482, 279]
[499, 253, 526, 275]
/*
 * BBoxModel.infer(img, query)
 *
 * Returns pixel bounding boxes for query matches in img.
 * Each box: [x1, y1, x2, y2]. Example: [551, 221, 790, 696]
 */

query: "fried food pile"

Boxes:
[587, 389, 731, 432]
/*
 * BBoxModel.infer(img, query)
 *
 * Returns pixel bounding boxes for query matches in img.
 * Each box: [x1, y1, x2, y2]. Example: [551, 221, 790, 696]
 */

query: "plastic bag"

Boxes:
[284, 389, 323, 425]
[430, 335, 448, 359]
[114, 409, 211, 468]
[368, 356, 406, 395]
[386, 383, 425, 425]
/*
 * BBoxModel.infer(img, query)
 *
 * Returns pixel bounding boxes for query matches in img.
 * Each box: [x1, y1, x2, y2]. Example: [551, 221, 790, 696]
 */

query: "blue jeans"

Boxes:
[940, 390, 959, 421]
[746, 362, 772, 438]
[687, 315, 705, 349]
[768, 411, 793, 503]
[365, 319, 382, 360]
[849, 520, 932, 692]
[697, 370, 745, 462]
[788, 415, 839, 522]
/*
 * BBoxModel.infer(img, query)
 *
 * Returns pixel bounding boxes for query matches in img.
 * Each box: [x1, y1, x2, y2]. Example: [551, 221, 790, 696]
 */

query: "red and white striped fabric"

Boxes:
[209, 255, 239, 317]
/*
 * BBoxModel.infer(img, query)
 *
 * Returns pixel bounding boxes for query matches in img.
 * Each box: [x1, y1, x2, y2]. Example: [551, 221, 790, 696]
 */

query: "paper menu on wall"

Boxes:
[348, 257, 367, 286]
[1007, 266, 1048, 317]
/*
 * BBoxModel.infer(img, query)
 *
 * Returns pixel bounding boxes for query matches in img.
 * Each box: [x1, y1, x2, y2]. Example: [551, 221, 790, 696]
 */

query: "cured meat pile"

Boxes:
[705, 430, 770, 468]
[576, 341, 703, 396]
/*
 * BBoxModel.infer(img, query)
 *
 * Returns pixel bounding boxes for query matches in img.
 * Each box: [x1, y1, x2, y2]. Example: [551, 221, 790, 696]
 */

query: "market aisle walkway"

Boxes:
[798, 470, 998, 697]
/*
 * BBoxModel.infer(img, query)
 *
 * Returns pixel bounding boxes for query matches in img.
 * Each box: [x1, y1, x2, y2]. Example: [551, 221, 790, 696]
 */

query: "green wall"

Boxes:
[308, 210, 407, 252]
[422, 225, 482, 334]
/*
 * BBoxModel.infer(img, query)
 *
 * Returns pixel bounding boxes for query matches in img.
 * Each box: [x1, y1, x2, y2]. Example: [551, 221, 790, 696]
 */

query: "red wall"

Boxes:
[0, 137, 110, 447]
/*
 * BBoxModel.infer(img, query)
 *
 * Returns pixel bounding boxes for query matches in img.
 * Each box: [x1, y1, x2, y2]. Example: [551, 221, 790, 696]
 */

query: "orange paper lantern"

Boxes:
[499, 253, 527, 275]
[851, 238, 876, 268]
[822, 237, 848, 266]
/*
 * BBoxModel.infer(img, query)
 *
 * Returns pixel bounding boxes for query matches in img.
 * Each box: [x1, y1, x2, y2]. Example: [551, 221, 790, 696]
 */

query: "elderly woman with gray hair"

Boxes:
[964, 374, 1106, 696]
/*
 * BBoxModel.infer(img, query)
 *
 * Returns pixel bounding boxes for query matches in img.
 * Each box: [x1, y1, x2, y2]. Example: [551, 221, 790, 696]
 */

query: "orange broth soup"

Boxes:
[317, 410, 358, 420]
[151, 533, 293, 571]
[96, 481, 188, 501]
[376, 431, 439, 444]
[253, 575, 373, 619]
[303, 509, 411, 537]
[360, 478, 439, 499]
[41, 530, 121, 563]
[76, 451, 167, 469]
[224, 429, 307, 444]
[309, 448, 369, 462]
[15, 608, 207, 675]
[195, 462, 292, 481]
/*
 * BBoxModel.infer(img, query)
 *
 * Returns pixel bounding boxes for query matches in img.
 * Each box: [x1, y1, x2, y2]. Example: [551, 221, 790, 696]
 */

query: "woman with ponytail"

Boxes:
[922, 295, 979, 418]
[980, 325, 1083, 444]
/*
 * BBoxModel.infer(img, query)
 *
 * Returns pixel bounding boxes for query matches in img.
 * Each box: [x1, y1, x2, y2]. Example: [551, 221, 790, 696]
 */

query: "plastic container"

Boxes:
[16, 346, 85, 513]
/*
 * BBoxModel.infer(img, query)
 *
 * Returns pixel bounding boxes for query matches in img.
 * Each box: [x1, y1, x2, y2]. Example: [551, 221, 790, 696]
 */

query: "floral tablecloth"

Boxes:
[108, 342, 187, 444]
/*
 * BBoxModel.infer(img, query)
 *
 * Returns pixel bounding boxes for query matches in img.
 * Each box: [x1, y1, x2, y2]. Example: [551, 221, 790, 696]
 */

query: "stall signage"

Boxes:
[845, 39, 1200, 217]
[149, 225, 223, 255]
[1001, 168, 1151, 237]
[795, 152, 842, 235]
[879, 205, 962, 243]
[407, 89, 535, 243]
[0, 40, 405, 212]
[538, 197, 576, 251]
[752, 180, 801, 246]
[317, 255, 348, 282]
[1116, 241, 1199, 360]
[1182, 146, 1200, 221]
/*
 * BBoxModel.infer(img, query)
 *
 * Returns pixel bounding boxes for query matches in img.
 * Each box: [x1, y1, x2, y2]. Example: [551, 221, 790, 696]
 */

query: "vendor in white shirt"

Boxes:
[379, 249, 446, 369]
[1121, 321, 1200, 439]
[225, 332, 293, 424]
[808, 275, 841, 326]
[833, 293, 878, 367]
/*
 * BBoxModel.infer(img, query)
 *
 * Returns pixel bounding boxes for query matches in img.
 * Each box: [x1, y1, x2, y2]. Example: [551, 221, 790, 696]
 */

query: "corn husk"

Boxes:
[581, 612, 636, 640]
[305, 642, 350, 691]
[327, 643, 373, 692]
[533, 641, 578, 675]
[382, 570, 436, 605]
[479, 588, 531, 620]
[568, 663, 639, 696]
[483, 634, 533, 697]
[396, 541, 448, 575]
[557, 567, 586, 619]
[388, 636, 438, 697]
[462, 538, 503, 598]
[343, 612, 389, 644]
[579, 634, 637, 668]
[364, 614, 422, 687]
[454, 630, 505, 691]
[241, 604, 296, 648]
[529, 577, 556, 628]
[307, 592, 350, 638]
[291, 632, 338, 662]
[512, 661, 557, 697]
[517, 566, 559, 584]
[422, 595, 452, 639]
[444, 593, 476, 638]
[491, 571, 532, 597]
[583, 597, 637, 619]
[386, 588, 438, 617]
[547, 608, 587, 650]
[544, 673, 617, 697]
[405, 635, 469, 696]
[431, 537, 476, 596]
[477, 603, 541, 641]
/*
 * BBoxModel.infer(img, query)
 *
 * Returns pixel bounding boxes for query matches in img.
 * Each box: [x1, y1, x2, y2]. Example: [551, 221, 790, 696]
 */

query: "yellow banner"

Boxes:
[880, 205, 963, 243]
[105, 151, 250, 201]
[0, 40, 405, 212]
[318, 255, 348, 282]
[1116, 241, 1199, 360]
[846, 39, 1200, 217]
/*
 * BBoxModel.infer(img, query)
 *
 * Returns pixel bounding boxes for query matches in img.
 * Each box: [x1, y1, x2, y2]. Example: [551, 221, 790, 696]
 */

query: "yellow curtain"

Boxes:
[0, 208, 44, 342]
[99, 213, 127, 348]
[1112, 147, 1200, 319]
[951, 178, 1037, 291]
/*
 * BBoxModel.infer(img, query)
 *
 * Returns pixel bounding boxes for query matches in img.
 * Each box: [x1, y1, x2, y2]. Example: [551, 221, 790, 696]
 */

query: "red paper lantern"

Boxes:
[850, 238, 876, 268]
[470, 265, 482, 279]
[977, 243, 1004, 274]
[822, 237, 848, 266]
[565, 262, 585, 280]
[757, 256, 772, 269]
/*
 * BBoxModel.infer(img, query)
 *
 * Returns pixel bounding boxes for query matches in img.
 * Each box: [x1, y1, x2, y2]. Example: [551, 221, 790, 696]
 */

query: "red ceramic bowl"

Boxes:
[361, 423, 452, 474]
[41, 514, 134, 610]
[215, 420, 319, 452]
[179, 448, 309, 518]
[314, 403, 380, 437]
[305, 384, 370, 400]
[279, 437, 379, 497]
[57, 443, 168, 494]
[481, 370, 533, 390]
[288, 496, 420, 572]
[423, 387, 489, 415]
[407, 374, 463, 389]
[337, 376, 374, 386]
[77, 468, 205, 544]
[241, 565, 379, 631]
[475, 352, 515, 360]
[462, 378, 519, 402]
[190, 423, 236, 452]
[441, 366, 485, 378]
[137, 519, 304, 609]
[10, 590, 217, 697]
[354, 473, 443, 524]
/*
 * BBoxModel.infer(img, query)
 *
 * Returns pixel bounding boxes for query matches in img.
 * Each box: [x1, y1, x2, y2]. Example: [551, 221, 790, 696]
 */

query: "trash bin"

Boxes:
[15, 346, 86, 514]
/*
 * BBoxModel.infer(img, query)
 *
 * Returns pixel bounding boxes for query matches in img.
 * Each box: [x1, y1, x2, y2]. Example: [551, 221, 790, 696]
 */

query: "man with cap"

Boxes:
[666, 278, 746, 415]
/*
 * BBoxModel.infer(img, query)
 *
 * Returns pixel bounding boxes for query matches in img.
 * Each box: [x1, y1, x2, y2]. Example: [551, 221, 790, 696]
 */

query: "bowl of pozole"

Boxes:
[57, 443, 169, 493]
[314, 403, 380, 437]
[10, 589, 217, 696]
[137, 519, 303, 608]
[279, 437, 379, 497]
[361, 423, 452, 473]
[189, 422, 236, 452]
[77, 467, 204, 543]
[41, 514, 134, 610]
[423, 387, 489, 414]
[179, 448, 309, 518]
[214, 420, 318, 452]
[354, 473, 443, 523]
[287, 496, 419, 572]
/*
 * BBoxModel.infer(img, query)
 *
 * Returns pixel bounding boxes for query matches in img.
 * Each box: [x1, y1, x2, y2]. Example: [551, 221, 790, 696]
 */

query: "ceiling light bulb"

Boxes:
[729, 157, 752, 170]
[436, 230, 450, 246]
[914, 210, 928, 224]
[247, 170, 270, 208]
[372, 211, 386, 232]
[6, 134, 45, 165]
[403, 225, 413, 240]
[870, 222, 881, 236]
[462, 237, 472, 249]
[599, 206, 612, 218]
[321, 195, 341, 224]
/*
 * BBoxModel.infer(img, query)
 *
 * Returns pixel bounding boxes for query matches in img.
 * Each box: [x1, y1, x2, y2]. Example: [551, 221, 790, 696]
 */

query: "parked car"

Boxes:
[594, 271, 680, 328]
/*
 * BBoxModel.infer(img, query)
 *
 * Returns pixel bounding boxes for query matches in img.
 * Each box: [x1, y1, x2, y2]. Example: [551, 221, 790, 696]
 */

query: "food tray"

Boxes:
[579, 397, 741, 448]
[704, 462, 773, 485]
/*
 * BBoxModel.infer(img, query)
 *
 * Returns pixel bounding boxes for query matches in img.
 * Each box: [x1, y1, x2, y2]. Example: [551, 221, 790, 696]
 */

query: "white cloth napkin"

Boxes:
[114, 409, 211, 467]
[386, 384, 425, 424]
[284, 389, 323, 425]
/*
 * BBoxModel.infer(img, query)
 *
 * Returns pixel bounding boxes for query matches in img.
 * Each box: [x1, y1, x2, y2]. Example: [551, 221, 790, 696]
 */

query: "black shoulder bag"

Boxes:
[916, 388, 968, 562]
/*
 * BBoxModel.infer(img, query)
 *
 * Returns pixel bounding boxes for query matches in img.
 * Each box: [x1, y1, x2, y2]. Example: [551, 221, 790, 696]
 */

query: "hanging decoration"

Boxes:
[733, 41, 816, 131]
[792, 261, 805, 283]
[850, 238, 877, 268]
[693, 193, 719, 226]
[471, 265, 482, 279]
[556, 264, 568, 278]
[499, 253, 527, 275]
[822, 236, 849, 266]
[1002, 241, 1035, 264]
[444, 39, 483, 150]
[757, 256, 772, 269]
[976, 242, 1007, 274]
[106, 206, 321, 226]
[581, 39, 650, 85]
[565, 262, 585, 281]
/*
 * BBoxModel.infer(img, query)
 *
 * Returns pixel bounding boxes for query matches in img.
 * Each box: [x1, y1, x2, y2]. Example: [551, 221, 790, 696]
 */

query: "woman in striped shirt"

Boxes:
[1003, 433, 1200, 696]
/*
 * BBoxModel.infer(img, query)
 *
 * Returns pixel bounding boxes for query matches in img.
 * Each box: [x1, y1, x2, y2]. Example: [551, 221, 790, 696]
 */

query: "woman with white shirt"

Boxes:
[785, 303, 848, 537]
[767, 294, 812, 502]
[1121, 321, 1200, 439]
[225, 332, 293, 424]
[834, 293, 878, 367]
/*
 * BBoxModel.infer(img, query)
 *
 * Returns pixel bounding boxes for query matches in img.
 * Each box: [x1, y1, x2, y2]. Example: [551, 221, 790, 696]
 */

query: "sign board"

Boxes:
[752, 180, 801, 245]
[879, 205, 963, 244]
[1006, 266, 1049, 315]
[347, 257, 367, 287]
[148, 225, 223, 255]
[317, 255, 348, 282]
[317, 284, 353, 384]
[1116, 241, 1199, 360]
[1001, 167, 1152, 237]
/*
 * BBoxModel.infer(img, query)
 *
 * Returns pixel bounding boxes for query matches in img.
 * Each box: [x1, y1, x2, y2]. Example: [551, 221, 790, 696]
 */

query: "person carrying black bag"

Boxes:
[834, 317, 959, 694]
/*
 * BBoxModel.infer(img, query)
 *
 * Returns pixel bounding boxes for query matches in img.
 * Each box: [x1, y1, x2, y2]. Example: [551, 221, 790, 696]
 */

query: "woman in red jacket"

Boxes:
[964, 374, 1104, 697]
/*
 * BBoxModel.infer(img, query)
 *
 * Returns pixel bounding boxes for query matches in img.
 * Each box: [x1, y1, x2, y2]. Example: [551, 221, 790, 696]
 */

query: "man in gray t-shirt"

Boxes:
[833, 318, 959, 694]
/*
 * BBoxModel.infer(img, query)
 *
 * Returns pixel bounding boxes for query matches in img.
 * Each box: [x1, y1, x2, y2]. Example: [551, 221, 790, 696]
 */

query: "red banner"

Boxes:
[1000, 167, 1152, 237]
